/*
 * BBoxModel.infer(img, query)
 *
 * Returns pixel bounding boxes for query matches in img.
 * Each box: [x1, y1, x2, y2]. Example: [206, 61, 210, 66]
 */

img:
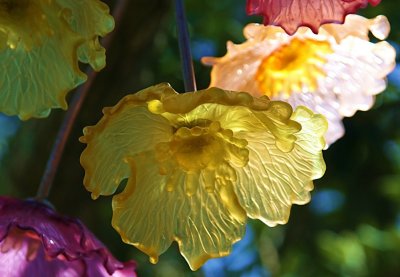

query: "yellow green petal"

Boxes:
[0, 0, 52, 50]
[80, 98, 172, 198]
[56, 0, 115, 70]
[234, 106, 327, 226]
[112, 151, 245, 270]
[155, 86, 302, 152]
[0, 41, 86, 118]
[0, 0, 114, 119]
[80, 84, 327, 270]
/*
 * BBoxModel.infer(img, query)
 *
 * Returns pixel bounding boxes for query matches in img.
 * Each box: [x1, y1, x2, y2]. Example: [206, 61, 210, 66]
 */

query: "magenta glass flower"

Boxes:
[246, 0, 382, 34]
[0, 196, 136, 277]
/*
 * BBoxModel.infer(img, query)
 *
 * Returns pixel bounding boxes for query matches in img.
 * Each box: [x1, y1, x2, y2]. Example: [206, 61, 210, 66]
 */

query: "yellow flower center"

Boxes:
[256, 38, 333, 97]
[158, 121, 248, 172]
[155, 121, 249, 196]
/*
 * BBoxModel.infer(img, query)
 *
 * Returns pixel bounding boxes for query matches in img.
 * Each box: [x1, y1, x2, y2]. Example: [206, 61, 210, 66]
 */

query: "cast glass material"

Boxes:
[246, 0, 382, 34]
[80, 83, 327, 270]
[0, 0, 114, 119]
[203, 15, 396, 146]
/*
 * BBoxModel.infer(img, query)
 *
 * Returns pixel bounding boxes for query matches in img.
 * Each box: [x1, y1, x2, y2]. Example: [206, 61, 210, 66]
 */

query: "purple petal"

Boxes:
[0, 197, 136, 277]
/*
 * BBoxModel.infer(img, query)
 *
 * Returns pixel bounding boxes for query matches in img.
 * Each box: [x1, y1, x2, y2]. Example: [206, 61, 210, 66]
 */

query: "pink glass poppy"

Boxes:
[0, 196, 136, 277]
[246, 0, 382, 34]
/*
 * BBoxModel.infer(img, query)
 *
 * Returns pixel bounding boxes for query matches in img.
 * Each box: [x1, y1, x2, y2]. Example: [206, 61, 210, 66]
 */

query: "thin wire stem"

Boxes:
[35, 0, 129, 201]
[175, 0, 197, 92]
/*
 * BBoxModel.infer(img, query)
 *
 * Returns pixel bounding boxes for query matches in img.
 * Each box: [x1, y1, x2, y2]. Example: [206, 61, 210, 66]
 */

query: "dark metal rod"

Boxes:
[175, 0, 197, 92]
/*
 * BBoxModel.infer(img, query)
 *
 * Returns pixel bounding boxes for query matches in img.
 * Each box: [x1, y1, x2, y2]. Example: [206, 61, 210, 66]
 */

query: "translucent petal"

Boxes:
[246, 0, 381, 35]
[80, 101, 172, 198]
[80, 84, 177, 198]
[284, 92, 344, 146]
[81, 84, 327, 270]
[56, 0, 115, 70]
[0, 35, 86, 119]
[112, 152, 245, 270]
[151, 86, 302, 152]
[0, 196, 137, 277]
[321, 14, 390, 42]
[81, 84, 300, 199]
[0, 0, 114, 119]
[0, 0, 53, 50]
[203, 15, 396, 147]
[322, 38, 396, 117]
[235, 106, 327, 226]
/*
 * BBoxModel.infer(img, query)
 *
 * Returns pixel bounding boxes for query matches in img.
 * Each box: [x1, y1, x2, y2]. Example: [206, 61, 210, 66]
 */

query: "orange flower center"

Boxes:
[256, 38, 333, 98]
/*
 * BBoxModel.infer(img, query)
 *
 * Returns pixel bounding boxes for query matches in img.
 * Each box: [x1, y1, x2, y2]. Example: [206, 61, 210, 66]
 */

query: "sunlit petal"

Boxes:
[246, 0, 381, 34]
[203, 15, 396, 146]
[235, 107, 326, 226]
[0, 0, 114, 119]
[81, 84, 327, 270]
[112, 152, 245, 271]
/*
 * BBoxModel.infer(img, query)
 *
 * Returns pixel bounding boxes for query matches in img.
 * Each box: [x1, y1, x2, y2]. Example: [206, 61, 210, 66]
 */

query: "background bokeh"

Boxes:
[1, 0, 400, 276]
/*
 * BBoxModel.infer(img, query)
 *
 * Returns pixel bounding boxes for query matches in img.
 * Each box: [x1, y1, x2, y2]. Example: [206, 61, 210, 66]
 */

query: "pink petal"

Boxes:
[0, 197, 136, 277]
[246, 0, 381, 34]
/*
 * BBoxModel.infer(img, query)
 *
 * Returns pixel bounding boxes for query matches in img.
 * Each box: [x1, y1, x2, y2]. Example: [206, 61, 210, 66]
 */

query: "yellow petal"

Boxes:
[0, 0, 53, 50]
[81, 84, 327, 270]
[56, 0, 115, 70]
[80, 88, 172, 198]
[234, 106, 327, 226]
[0, 5, 85, 119]
[112, 152, 245, 270]
[0, 0, 114, 119]
[157, 87, 302, 152]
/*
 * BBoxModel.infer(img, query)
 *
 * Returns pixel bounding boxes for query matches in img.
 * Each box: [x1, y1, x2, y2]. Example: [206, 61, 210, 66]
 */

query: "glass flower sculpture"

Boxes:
[80, 83, 327, 270]
[0, 0, 114, 119]
[0, 196, 136, 277]
[202, 15, 396, 146]
[246, 0, 382, 34]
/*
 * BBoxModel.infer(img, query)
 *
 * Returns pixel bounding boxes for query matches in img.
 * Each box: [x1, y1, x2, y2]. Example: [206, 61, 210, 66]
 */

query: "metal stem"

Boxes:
[175, 0, 197, 92]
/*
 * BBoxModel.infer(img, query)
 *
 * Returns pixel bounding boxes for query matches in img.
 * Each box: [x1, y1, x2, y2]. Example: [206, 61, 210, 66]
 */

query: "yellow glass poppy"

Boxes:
[80, 84, 327, 270]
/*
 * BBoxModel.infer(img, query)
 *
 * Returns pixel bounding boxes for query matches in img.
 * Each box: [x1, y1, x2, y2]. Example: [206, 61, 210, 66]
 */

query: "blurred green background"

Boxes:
[1, 0, 400, 276]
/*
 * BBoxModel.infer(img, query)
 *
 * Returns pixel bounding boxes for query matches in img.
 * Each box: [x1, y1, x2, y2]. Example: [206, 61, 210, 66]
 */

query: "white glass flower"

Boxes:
[203, 15, 396, 146]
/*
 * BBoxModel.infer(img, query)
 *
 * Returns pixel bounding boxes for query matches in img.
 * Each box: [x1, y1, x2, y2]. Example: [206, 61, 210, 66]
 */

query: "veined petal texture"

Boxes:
[0, 0, 114, 119]
[80, 84, 327, 270]
[246, 0, 381, 34]
[202, 15, 396, 147]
